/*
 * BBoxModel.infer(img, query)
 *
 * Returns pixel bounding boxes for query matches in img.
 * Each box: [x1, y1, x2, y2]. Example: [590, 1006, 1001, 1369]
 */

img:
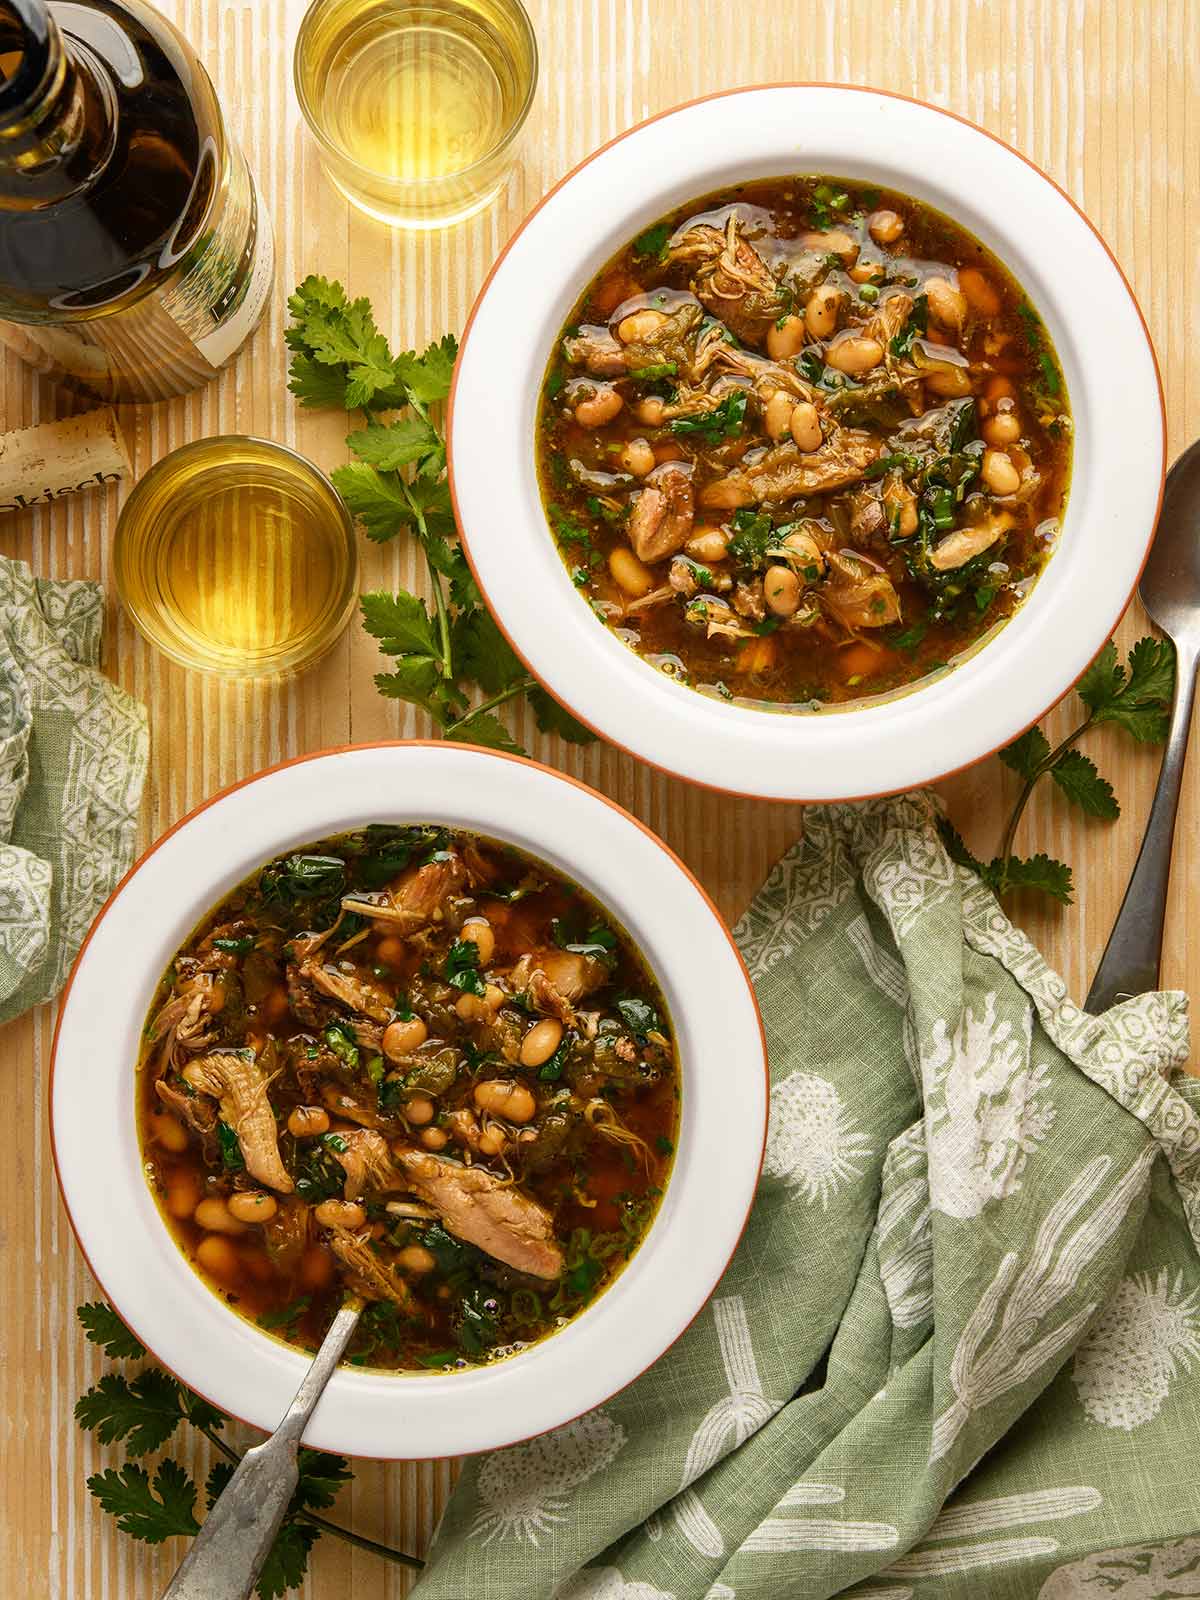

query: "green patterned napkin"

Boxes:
[0, 556, 147, 1023]
[414, 791, 1200, 1600]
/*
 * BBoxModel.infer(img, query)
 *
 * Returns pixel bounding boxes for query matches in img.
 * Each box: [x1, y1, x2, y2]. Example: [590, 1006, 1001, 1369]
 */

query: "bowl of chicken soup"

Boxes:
[51, 743, 765, 1458]
[449, 84, 1163, 800]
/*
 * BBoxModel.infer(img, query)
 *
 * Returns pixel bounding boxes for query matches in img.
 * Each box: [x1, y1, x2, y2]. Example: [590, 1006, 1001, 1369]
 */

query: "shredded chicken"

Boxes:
[154, 1077, 217, 1135]
[821, 550, 902, 629]
[627, 464, 695, 563]
[334, 1129, 400, 1201]
[394, 1149, 564, 1279]
[326, 1227, 412, 1308]
[183, 1050, 294, 1193]
[340, 852, 469, 932]
[668, 213, 788, 345]
[563, 324, 627, 376]
[507, 948, 608, 1024]
[321, 1081, 384, 1129]
[929, 512, 1013, 571]
[700, 430, 881, 507]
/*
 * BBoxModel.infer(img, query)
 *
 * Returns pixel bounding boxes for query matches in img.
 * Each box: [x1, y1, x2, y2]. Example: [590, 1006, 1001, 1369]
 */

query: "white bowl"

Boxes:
[450, 85, 1164, 801]
[51, 743, 765, 1458]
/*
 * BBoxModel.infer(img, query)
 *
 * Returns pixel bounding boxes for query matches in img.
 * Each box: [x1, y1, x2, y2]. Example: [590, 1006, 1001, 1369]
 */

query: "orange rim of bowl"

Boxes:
[447, 80, 1167, 806]
[49, 739, 769, 1461]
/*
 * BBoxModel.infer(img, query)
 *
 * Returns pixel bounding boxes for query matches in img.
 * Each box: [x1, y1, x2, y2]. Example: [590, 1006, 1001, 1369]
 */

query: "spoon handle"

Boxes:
[160, 1298, 361, 1600]
[1086, 638, 1200, 1013]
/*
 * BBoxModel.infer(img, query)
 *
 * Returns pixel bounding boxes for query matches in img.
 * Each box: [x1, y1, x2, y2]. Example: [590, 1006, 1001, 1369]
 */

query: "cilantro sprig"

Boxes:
[73, 1302, 421, 1594]
[287, 277, 593, 754]
[942, 637, 1175, 903]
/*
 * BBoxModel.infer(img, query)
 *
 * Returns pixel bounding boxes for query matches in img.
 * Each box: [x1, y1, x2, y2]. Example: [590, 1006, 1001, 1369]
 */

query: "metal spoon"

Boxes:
[1087, 439, 1200, 1012]
[160, 1296, 362, 1600]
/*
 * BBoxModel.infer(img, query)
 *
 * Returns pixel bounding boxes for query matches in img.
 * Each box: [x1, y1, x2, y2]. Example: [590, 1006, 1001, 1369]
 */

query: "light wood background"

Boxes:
[2, 0, 1196, 1593]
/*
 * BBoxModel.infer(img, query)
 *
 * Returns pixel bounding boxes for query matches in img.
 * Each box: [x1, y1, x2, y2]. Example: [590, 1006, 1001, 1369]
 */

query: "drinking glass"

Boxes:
[294, 0, 537, 229]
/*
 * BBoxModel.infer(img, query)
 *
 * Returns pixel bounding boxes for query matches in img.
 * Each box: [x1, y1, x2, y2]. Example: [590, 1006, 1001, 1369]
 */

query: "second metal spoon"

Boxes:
[160, 1296, 362, 1600]
[1087, 439, 1200, 1012]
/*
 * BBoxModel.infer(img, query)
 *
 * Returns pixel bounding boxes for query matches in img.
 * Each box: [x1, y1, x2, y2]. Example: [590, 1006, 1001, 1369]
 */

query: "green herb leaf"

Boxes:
[726, 508, 775, 570]
[287, 353, 350, 409]
[212, 935, 254, 954]
[982, 853, 1075, 905]
[256, 1520, 320, 1600]
[294, 1447, 354, 1513]
[1050, 749, 1120, 820]
[331, 461, 414, 542]
[323, 1022, 360, 1070]
[889, 294, 929, 360]
[75, 1371, 184, 1457]
[217, 1119, 245, 1172]
[1075, 641, 1123, 710]
[670, 390, 747, 444]
[393, 334, 458, 405]
[87, 1460, 200, 1545]
[615, 996, 659, 1040]
[347, 417, 443, 475]
[360, 591, 438, 656]
[452, 609, 527, 695]
[632, 222, 671, 260]
[529, 686, 595, 744]
[999, 726, 1051, 781]
[445, 940, 486, 995]
[450, 710, 526, 755]
[77, 1302, 146, 1361]
[256, 1295, 312, 1332]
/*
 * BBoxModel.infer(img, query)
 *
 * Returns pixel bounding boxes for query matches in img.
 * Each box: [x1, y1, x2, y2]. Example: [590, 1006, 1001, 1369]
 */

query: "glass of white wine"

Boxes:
[113, 437, 359, 679]
[293, 0, 537, 229]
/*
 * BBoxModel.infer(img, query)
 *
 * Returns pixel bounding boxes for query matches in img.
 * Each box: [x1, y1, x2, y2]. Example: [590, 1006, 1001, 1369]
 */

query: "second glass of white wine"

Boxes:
[294, 0, 537, 229]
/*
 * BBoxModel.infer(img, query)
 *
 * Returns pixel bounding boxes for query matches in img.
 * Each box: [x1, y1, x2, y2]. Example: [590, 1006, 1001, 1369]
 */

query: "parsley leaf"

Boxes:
[330, 461, 414, 542]
[75, 1370, 184, 1457]
[450, 709, 526, 754]
[360, 590, 438, 656]
[452, 609, 527, 695]
[257, 1520, 320, 1600]
[889, 294, 929, 360]
[77, 1302, 145, 1361]
[632, 222, 671, 260]
[1050, 748, 1120, 819]
[346, 417, 443, 476]
[945, 634, 1171, 904]
[87, 1460, 200, 1544]
[529, 686, 594, 743]
[999, 726, 1051, 781]
[670, 390, 747, 443]
[981, 853, 1075, 905]
[1079, 637, 1175, 742]
[394, 334, 459, 404]
[288, 277, 595, 758]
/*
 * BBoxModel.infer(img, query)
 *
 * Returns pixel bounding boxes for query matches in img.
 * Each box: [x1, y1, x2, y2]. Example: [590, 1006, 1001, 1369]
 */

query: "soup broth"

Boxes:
[138, 826, 678, 1372]
[537, 176, 1071, 710]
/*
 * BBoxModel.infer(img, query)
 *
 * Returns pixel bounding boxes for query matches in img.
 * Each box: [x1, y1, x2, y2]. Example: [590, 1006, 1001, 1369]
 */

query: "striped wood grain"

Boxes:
[0, 0, 1196, 1592]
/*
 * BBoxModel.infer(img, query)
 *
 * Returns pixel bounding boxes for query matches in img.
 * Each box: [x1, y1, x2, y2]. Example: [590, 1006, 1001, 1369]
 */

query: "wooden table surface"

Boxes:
[3, 0, 1197, 1592]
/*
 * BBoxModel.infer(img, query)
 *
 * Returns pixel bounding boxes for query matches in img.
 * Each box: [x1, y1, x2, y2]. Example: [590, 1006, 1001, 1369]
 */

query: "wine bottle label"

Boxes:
[193, 175, 275, 369]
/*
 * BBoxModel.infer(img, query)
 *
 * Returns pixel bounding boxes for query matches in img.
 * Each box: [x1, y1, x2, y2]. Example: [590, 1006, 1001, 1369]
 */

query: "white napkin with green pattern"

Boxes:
[413, 791, 1200, 1600]
[0, 555, 147, 1023]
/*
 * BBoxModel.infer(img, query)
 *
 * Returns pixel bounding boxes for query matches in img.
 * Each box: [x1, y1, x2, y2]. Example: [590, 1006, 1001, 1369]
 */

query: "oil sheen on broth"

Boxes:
[537, 177, 1072, 710]
[138, 825, 678, 1372]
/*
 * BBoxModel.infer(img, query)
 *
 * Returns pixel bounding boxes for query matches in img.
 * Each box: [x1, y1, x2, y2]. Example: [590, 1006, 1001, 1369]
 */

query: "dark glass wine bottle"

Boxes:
[0, 0, 273, 401]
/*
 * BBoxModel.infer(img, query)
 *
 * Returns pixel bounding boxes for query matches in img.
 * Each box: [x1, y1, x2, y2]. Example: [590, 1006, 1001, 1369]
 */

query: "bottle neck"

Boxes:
[0, 0, 112, 207]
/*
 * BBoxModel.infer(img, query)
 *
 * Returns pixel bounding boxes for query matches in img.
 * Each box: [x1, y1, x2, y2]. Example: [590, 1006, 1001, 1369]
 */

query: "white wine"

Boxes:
[322, 9, 510, 181]
[113, 437, 358, 679]
[295, 0, 536, 228]
[0, 0, 273, 402]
